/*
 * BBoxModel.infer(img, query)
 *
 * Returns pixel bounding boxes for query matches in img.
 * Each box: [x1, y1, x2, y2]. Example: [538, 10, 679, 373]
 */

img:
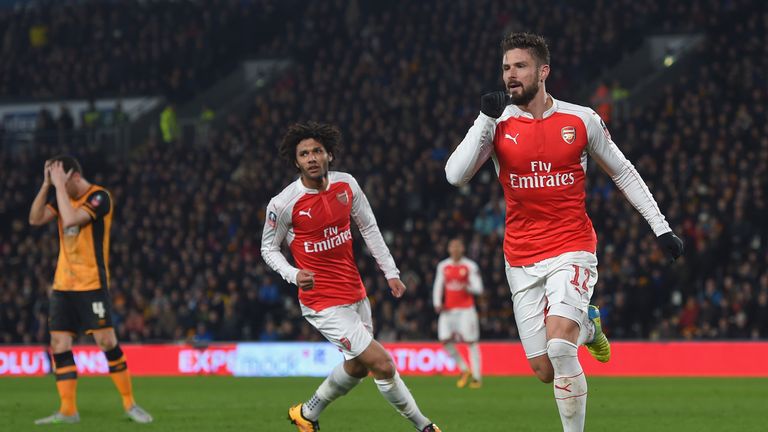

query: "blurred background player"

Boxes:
[28, 155, 152, 425]
[261, 122, 440, 432]
[432, 238, 483, 388]
[445, 32, 684, 431]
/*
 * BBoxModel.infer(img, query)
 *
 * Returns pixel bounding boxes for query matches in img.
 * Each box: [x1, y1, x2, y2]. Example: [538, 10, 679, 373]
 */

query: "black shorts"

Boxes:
[49, 289, 114, 334]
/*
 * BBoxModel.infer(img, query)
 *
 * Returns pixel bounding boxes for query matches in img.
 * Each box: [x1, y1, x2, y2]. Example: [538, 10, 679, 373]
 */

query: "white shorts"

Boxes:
[505, 251, 598, 359]
[301, 298, 374, 360]
[438, 307, 480, 342]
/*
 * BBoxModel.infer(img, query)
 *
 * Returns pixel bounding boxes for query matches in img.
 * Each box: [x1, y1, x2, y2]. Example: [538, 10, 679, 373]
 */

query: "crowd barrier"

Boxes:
[1, 342, 765, 377]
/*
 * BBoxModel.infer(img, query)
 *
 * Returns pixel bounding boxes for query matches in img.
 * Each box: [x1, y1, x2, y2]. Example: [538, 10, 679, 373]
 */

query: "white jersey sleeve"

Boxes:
[445, 112, 498, 186]
[432, 260, 446, 308]
[585, 111, 671, 236]
[347, 175, 400, 280]
[260, 197, 300, 285]
[466, 259, 484, 295]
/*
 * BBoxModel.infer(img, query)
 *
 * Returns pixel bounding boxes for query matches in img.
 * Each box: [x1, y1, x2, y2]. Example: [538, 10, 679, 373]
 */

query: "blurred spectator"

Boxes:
[0, 0, 297, 99]
[159, 103, 179, 144]
[591, 81, 613, 125]
[82, 99, 100, 129]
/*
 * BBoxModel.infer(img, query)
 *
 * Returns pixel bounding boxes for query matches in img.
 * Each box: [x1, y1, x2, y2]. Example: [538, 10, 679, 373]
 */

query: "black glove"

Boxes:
[480, 91, 512, 118]
[656, 231, 684, 262]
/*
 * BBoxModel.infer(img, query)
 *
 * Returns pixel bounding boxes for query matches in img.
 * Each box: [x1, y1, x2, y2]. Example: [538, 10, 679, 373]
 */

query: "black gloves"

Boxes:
[656, 232, 684, 262]
[480, 91, 512, 118]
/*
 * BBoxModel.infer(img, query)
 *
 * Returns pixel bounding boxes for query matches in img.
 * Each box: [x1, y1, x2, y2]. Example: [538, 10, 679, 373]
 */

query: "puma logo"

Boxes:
[298, 208, 312, 219]
[504, 133, 519, 145]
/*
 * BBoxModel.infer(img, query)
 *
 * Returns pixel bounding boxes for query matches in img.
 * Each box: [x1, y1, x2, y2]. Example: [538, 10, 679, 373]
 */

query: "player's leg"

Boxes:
[439, 311, 470, 387]
[545, 252, 598, 432]
[290, 301, 369, 430]
[90, 328, 152, 423]
[86, 289, 152, 423]
[506, 262, 553, 382]
[546, 315, 586, 432]
[354, 298, 437, 431]
[357, 339, 437, 431]
[295, 357, 366, 427]
[461, 308, 482, 388]
[35, 291, 80, 425]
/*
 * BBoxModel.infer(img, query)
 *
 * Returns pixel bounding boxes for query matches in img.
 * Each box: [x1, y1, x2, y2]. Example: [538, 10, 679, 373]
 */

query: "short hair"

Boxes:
[49, 154, 83, 176]
[279, 121, 341, 169]
[501, 32, 550, 66]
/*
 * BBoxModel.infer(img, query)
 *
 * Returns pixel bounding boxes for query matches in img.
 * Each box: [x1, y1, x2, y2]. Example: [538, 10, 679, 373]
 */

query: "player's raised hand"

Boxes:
[480, 91, 512, 118]
[656, 231, 684, 263]
[49, 161, 73, 188]
[387, 278, 406, 298]
[296, 269, 315, 290]
[43, 160, 53, 186]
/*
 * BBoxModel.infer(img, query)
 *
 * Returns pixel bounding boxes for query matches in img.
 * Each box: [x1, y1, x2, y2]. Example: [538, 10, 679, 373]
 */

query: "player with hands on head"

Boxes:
[261, 122, 440, 432]
[445, 32, 683, 432]
[29, 155, 152, 425]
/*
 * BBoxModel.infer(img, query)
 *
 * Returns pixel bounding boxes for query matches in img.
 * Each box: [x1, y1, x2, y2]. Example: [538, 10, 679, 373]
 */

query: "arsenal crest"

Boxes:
[561, 126, 576, 144]
[336, 191, 349, 205]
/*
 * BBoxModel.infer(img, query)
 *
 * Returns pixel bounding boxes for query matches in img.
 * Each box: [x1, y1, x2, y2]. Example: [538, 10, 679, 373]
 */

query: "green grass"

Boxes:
[0, 376, 766, 431]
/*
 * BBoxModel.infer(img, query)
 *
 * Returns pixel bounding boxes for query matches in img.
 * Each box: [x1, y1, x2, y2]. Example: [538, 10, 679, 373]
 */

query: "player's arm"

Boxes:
[432, 262, 445, 313]
[466, 260, 484, 295]
[49, 161, 93, 228]
[29, 161, 56, 226]
[260, 199, 302, 286]
[445, 92, 509, 186]
[348, 178, 404, 297]
[586, 111, 684, 261]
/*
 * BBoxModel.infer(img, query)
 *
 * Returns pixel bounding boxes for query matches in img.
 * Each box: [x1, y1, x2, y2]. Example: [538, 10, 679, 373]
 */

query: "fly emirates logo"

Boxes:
[304, 226, 352, 253]
[509, 161, 575, 189]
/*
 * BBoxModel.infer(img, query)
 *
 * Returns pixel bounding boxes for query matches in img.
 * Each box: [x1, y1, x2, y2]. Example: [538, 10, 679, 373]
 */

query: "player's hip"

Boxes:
[502, 231, 597, 267]
[298, 288, 368, 315]
[505, 250, 598, 293]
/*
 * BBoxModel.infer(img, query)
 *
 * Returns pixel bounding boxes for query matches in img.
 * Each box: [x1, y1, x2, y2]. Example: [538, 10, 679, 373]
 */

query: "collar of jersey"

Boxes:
[295, 174, 334, 194]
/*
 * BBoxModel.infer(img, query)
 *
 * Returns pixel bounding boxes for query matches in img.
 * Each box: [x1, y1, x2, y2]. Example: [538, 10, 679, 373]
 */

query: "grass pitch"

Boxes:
[0, 376, 765, 431]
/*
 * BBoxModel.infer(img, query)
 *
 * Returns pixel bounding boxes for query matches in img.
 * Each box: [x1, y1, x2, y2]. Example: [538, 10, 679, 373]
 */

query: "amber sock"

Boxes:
[53, 351, 78, 416]
[104, 345, 135, 410]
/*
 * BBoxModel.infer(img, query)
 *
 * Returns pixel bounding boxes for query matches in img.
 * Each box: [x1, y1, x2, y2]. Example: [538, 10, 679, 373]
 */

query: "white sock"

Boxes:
[302, 362, 362, 421]
[547, 338, 588, 432]
[468, 342, 482, 381]
[374, 372, 431, 430]
[577, 319, 595, 345]
[444, 342, 468, 372]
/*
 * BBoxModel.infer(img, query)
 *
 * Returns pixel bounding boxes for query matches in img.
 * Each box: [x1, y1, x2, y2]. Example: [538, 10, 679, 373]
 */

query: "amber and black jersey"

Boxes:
[46, 185, 112, 292]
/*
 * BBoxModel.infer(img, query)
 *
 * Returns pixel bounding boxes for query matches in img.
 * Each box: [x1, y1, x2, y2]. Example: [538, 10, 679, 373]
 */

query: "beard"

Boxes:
[509, 73, 540, 106]
[302, 163, 328, 181]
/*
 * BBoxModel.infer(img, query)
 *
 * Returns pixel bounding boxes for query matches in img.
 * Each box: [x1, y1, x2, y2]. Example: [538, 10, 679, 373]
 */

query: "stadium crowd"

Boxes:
[1, 0, 765, 345]
[0, 0, 295, 100]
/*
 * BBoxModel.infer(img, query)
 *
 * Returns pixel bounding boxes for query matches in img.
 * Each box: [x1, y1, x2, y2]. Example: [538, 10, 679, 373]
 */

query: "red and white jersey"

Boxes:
[261, 171, 399, 312]
[446, 96, 671, 266]
[433, 257, 483, 310]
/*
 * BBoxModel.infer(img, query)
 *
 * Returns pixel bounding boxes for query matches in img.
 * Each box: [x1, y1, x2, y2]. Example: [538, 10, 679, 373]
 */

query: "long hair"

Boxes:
[279, 121, 341, 170]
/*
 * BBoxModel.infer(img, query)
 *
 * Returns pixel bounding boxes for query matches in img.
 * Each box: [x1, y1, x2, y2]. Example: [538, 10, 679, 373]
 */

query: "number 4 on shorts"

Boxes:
[92, 301, 106, 318]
